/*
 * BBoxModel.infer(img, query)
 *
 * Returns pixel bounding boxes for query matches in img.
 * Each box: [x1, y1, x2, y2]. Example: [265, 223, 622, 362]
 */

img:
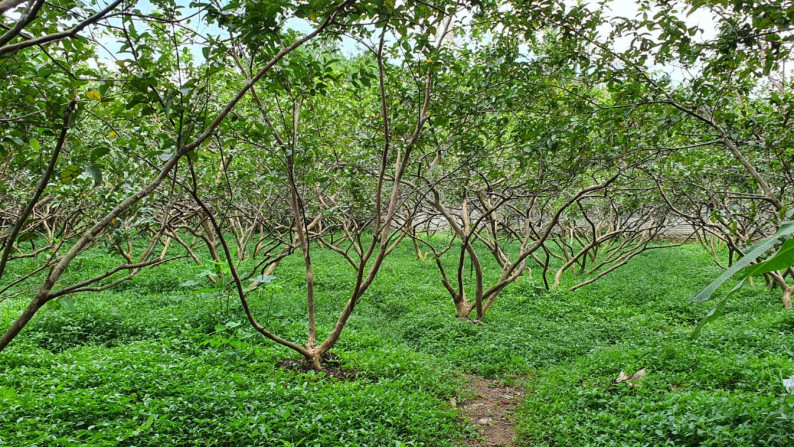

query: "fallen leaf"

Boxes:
[629, 368, 647, 382]
[617, 368, 647, 387]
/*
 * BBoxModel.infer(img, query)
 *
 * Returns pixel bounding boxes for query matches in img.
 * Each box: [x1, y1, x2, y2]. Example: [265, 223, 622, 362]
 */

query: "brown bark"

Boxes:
[782, 287, 792, 310]
[0, 7, 339, 353]
[0, 100, 75, 281]
[0, 296, 43, 350]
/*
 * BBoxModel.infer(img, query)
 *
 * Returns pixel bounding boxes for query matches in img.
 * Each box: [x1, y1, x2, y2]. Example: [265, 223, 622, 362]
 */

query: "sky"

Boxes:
[600, 0, 718, 47]
[0, 0, 724, 77]
[82, 0, 720, 66]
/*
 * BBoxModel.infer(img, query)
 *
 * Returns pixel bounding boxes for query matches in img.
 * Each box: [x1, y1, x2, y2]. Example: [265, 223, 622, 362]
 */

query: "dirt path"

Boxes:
[460, 377, 524, 446]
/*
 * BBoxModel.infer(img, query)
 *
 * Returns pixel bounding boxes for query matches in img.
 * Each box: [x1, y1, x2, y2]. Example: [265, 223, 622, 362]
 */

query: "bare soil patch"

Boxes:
[460, 377, 524, 446]
[275, 352, 360, 382]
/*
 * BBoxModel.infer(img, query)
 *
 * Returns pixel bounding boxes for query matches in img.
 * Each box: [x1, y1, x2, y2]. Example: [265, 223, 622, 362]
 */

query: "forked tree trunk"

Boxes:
[454, 295, 472, 319]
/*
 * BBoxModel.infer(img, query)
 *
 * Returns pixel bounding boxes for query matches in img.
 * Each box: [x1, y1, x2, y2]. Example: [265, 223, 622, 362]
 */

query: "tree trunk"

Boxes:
[454, 297, 473, 319]
[0, 296, 44, 352]
[306, 351, 323, 371]
[412, 236, 425, 261]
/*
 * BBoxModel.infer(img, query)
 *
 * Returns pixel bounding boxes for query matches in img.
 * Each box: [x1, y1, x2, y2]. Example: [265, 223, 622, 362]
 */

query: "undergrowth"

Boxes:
[0, 242, 791, 445]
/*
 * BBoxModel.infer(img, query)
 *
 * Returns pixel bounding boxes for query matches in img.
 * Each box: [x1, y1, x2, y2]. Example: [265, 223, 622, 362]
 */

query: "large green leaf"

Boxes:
[690, 222, 794, 303]
[692, 279, 746, 338]
[738, 238, 794, 279]
[691, 222, 794, 337]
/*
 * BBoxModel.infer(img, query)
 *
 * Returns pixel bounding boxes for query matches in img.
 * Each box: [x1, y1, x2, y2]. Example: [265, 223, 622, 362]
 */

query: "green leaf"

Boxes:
[83, 164, 103, 186]
[29, 138, 40, 151]
[138, 415, 155, 431]
[91, 147, 110, 162]
[17, 232, 36, 242]
[692, 279, 746, 337]
[59, 165, 83, 184]
[690, 222, 794, 302]
[250, 275, 276, 283]
[738, 238, 794, 279]
[763, 55, 773, 76]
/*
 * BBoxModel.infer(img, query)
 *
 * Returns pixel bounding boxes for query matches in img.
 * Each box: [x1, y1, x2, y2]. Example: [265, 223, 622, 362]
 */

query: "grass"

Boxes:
[0, 240, 792, 446]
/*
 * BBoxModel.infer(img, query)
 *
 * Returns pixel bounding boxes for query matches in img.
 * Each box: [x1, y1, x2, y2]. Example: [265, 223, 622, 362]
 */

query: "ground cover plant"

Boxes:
[1, 241, 792, 446]
[3, 0, 794, 445]
[515, 245, 794, 446]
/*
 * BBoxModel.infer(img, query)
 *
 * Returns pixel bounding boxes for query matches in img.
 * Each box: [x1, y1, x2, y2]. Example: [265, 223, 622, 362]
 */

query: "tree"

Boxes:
[0, 0, 354, 353]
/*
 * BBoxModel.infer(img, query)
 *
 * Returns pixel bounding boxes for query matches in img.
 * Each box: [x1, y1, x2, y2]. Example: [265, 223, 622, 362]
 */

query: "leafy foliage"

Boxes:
[692, 223, 794, 335]
[1, 243, 792, 445]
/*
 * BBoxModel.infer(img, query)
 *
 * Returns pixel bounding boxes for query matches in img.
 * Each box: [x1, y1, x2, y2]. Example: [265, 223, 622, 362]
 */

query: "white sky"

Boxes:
[88, 0, 719, 64]
[1, 0, 723, 76]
